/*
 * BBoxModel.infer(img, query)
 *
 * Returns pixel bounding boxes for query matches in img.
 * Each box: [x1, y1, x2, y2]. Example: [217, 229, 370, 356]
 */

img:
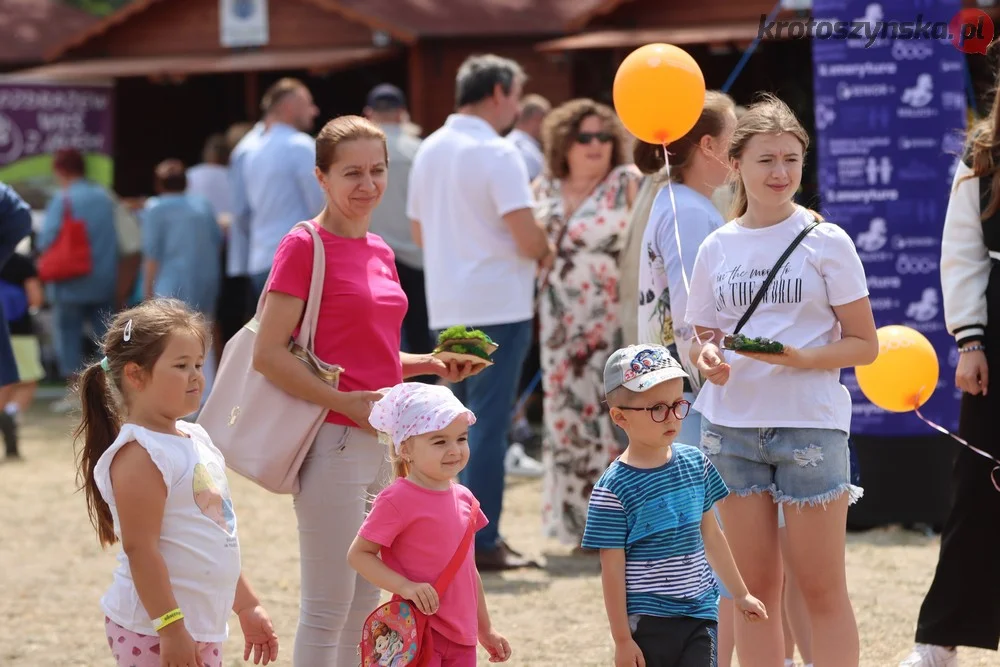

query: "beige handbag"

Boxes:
[198, 221, 342, 494]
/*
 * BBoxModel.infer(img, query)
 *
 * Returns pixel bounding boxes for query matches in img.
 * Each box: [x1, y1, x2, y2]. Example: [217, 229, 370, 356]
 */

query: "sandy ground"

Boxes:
[1, 405, 997, 667]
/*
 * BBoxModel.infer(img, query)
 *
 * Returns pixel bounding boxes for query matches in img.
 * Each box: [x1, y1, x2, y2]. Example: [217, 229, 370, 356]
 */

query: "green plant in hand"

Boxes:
[434, 326, 498, 362]
[436, 326, 497, 347]
[724, 333, 784, 354]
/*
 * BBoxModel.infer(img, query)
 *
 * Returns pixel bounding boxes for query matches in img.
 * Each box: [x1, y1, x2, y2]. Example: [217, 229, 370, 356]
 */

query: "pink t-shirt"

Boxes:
[267, 223, 407, 427]
[358, 479, 489, 646]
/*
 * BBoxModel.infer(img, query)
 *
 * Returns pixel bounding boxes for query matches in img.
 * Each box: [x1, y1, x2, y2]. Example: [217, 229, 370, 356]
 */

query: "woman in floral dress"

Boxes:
[534, 99, 640, 546]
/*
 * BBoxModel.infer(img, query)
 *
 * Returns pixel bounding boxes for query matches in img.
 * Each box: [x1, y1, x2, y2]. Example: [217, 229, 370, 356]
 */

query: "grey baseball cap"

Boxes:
[604, 345, 689, 396]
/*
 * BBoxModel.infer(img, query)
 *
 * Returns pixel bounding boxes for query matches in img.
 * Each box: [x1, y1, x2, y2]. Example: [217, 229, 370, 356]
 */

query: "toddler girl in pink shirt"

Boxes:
[348, 383, 512, 666]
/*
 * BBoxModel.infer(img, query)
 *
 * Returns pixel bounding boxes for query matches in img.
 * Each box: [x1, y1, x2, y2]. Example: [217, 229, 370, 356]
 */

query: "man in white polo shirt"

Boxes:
[408, 54, 554, 571]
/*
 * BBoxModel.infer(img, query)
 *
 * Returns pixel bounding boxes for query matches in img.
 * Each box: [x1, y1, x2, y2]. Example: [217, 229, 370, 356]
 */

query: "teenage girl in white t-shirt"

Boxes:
[685, 95, 878, 667]
[75, 298, 279, 667]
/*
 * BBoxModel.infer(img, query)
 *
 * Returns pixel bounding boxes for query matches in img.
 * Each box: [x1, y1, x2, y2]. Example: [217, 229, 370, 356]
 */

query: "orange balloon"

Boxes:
[855, 325, 939, 413]
[613, 43, 706, 145]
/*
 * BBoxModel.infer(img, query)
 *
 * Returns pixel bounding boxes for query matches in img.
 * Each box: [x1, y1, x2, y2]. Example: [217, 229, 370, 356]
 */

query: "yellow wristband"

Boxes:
[152, 608, 184, 632]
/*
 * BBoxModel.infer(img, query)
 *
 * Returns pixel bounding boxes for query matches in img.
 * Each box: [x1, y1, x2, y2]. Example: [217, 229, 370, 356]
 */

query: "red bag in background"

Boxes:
[38, 196, 92, 282]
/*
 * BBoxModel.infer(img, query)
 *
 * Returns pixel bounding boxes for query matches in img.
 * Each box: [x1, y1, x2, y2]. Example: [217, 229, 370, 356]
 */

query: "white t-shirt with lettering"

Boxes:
[684, 207, 869, 433]
[94, 421, 242, 642]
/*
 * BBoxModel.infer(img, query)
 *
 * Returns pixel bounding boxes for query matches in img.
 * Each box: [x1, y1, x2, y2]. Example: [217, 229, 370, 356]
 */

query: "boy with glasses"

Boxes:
[584, 344, 766, 667]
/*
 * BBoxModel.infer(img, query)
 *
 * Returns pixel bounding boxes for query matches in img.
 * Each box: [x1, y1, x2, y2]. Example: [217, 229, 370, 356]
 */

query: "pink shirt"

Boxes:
[358, 479, 489, 646]
[267, 223, 407, 427]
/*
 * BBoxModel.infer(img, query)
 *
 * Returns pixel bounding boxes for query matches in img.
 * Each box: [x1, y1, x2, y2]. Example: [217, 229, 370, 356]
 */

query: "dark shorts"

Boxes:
[630, 615, 718, 667]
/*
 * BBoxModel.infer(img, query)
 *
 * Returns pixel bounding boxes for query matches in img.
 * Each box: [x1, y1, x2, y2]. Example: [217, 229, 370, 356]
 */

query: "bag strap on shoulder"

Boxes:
[250, 220, 326, 352]
[733, 214, 821, 336]
[433, 499, 481, 595]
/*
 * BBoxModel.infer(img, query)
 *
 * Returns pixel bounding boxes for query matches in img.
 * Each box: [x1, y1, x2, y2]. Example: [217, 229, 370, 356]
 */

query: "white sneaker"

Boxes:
[899, 644, 958, 667]
[505, 443, 544, 478]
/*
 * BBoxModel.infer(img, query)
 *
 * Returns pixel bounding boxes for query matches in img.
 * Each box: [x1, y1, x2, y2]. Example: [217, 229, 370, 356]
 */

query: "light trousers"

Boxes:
[292, 423, 390, 666]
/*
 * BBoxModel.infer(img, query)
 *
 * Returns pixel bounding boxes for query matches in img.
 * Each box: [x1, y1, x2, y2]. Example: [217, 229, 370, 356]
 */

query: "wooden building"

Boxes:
[5, 0, 594, 194]
[7, 0, 999, 195]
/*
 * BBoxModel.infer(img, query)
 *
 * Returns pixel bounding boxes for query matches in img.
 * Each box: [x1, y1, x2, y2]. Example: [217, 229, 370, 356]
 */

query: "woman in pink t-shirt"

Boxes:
[348, 383, 511, 666]
[253, 116, 481, 667]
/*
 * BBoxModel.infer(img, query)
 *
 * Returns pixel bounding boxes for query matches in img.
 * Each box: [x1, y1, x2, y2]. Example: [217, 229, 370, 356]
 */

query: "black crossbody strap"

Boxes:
[733, 216, 821, 336]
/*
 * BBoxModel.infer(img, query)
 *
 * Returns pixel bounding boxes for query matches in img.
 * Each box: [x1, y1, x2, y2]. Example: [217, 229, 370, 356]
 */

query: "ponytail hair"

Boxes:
[74, 298, 210, 547]
[632, 91, 736, 179]
[727, 93, 809, 220]
[75, 362, 122, 547]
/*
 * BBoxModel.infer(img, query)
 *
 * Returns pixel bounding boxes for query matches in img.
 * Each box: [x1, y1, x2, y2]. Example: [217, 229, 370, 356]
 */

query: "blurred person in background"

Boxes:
[231, 78, 323, 302]
[532, 98, 640, 548]
[363, 83, 434, 383]
[141, 159, 222, 404]
[0, 182, 33, 444]
[507, 94, 550, 183]
[38, 149, 118, 413]
[0, 245, 43, 459]
[187, 133, 234, 220]
[189, 131, 241, 358]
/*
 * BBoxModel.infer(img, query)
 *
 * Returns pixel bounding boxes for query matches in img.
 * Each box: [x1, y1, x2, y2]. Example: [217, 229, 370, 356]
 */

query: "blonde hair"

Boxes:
[387, 438, 410, 480]
[727, 93, 810, 219]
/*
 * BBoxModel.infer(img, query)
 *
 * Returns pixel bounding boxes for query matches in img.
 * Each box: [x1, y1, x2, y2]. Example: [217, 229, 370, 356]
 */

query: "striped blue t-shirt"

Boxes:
[582, 444, 730, 621]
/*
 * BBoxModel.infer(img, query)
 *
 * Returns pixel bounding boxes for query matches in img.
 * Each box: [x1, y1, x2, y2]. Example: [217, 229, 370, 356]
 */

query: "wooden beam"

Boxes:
[407, 43, 426, 134]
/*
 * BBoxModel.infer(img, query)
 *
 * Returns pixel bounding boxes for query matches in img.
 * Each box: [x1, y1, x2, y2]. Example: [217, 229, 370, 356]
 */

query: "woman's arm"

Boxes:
[734, 297, 878, 370]
[942, 159, 990, 347]
[110, 443, 181, 625]
[400, 351, 481, 382]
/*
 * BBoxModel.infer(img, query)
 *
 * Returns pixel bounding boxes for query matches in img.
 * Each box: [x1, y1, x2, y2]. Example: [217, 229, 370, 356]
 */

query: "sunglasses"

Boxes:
[616, 399, 691, 423]
[576, 132, 614, 144]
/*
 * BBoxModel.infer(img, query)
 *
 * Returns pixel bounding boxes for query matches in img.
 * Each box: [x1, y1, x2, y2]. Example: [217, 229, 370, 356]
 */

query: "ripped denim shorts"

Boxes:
[699, 417, 863, 508]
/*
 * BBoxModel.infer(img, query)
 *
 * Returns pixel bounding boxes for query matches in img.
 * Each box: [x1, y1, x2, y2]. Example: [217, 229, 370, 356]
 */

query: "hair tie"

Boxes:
[100, 357, 110, 372]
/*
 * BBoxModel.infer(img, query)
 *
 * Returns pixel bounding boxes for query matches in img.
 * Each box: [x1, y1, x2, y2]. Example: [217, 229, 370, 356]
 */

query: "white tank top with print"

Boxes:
[94, 421, 242, 642]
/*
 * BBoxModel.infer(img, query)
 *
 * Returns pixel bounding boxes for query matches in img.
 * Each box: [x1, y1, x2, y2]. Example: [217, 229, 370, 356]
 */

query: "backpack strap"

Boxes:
[433, 499, 481, 595]
[732, 213, 821, 337]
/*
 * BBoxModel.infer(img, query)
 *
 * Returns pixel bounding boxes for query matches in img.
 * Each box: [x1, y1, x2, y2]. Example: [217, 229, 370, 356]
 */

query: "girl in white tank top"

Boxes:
[75, 299, 279, 667]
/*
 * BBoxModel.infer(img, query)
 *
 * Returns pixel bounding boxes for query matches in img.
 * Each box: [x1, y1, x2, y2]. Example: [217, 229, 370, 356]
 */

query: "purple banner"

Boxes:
[0, 81, 114, 189]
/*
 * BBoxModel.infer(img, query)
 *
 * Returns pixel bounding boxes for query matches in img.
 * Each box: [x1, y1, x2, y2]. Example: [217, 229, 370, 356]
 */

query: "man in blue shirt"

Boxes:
[583, 345, 766, 666]
[230, 78, 323, 301]
[0, 182, 33, 393]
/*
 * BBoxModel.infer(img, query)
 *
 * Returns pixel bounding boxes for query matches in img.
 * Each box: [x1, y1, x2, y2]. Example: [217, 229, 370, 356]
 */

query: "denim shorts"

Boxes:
[699, 417, 863, 508]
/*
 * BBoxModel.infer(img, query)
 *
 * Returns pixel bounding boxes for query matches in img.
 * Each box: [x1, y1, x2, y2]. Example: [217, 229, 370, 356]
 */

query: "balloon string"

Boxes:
[914, 405, 1000, 493]
[663, 142, 717, 350]
[663, 143, 689, 297]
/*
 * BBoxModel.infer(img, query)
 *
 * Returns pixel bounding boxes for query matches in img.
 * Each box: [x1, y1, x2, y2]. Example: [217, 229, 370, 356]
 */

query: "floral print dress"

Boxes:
[536, 164, 642, 544]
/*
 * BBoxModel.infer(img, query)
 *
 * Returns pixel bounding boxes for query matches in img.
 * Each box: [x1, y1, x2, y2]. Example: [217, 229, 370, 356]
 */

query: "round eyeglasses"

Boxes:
[616, 399, 691, 423]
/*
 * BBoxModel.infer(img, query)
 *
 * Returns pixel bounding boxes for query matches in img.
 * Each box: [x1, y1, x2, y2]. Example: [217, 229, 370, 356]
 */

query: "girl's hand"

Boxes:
[237, 605, 279, 665]
[696, 344, 730, 386]
[956, 348, 988, 396]
[158, 621, 204, 667]
[478, 627, 512, 663]
[400, 581, 439, 615]
[733, 346, 806, 369]
[735, 593, 768, 622]
[336, 390, 385, 433]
